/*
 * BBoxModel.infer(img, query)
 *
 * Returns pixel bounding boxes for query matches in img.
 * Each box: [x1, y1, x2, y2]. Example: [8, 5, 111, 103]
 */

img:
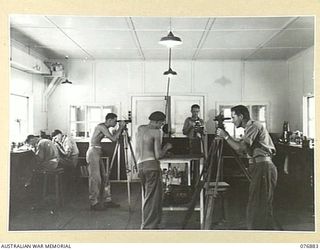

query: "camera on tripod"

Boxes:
[116, 111, 132, 124]
[193, 119, 204, 137]
[116, 119, 132, 124]
[213, 112, 231, 130]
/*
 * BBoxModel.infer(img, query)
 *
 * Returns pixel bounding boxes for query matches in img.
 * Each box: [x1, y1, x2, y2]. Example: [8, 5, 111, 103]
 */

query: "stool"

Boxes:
[34, 168, 65, 209]
[203, 181, 230, 228]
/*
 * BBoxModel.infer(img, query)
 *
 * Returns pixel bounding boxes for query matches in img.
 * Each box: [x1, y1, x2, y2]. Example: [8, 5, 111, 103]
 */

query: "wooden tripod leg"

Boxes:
[182, 139, 218, 229]
[127, 138, 137, 172]
[230, 148, 252, 182]
[126, 174, 131, 210]
[123, 134, 131, 209]
[203, 139, 224, 230]
[202, 143, 217, 229]
[109, 141, 120, 174]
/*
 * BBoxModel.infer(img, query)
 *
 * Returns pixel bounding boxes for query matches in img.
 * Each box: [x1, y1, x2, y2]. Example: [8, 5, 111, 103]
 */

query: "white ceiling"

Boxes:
[10, 15, 314, 60]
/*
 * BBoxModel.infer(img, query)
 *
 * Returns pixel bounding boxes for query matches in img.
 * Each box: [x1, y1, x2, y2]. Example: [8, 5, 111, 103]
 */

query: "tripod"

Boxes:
[182, 136, 252, 229]
[108, 125, 137, 210]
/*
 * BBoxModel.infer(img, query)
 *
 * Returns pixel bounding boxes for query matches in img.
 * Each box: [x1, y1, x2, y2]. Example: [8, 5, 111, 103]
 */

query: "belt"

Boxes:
[90, 145, 102, 149]
[49, 158, 58, 162]
[248, 156, 272, 164]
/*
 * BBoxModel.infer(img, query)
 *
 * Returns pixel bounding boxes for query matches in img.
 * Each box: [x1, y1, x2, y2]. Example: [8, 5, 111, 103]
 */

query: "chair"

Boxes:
[205, 181, 230, 223]
[33, 168, 65, 210]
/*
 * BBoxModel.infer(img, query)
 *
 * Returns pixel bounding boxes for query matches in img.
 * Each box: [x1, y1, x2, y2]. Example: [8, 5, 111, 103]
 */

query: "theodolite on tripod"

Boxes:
[182, 110, 251, 229]
[213, 111, 251, 182]
[213, 111, 231, 130]
[108, 111, 137, 209]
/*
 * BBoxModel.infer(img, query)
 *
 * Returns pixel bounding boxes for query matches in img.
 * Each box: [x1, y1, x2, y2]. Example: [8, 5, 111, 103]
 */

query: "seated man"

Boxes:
[52, 129, 79, 194]
[52, 129, 79, 167]
[24, 134, 60, 188]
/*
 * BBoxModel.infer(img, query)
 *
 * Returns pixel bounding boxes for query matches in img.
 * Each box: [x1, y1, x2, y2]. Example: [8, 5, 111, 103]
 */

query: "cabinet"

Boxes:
[9, 150, 37, 216]
[159, 156, 204, 226]
[273, 143, 314, 209]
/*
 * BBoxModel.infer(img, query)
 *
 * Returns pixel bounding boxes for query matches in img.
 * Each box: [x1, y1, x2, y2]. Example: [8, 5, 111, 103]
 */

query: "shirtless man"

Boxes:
[86, 113, 125, 211]
[136, 111, 172, 229]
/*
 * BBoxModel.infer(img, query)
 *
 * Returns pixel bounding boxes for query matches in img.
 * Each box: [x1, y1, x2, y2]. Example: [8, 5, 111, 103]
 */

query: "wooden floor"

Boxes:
[9, 180, 315, 231]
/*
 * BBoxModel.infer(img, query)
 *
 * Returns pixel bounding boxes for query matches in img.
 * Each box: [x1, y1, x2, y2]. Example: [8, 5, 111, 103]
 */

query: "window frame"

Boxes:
[217, 102, 270, 138]
[9, 93, 31, 143]
[303, 94, 315, 138]
[69, 104, 116, 139]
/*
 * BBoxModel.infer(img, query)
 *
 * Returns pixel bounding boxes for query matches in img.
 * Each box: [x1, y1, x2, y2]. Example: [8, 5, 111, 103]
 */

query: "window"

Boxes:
[10, 94, 29, 143]
[218, 104, 268, 138]
[70, 105, 114, 138]
[303, 95, 315, 138]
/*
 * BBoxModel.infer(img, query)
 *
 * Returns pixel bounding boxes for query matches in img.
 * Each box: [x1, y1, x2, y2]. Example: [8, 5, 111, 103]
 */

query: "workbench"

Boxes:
[159, 155, 204, 226]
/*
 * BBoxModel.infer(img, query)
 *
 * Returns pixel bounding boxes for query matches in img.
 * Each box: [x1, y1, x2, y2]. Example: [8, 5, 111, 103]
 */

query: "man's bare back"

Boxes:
[136, 124, 172, 163]
[136, 125, 159, 163]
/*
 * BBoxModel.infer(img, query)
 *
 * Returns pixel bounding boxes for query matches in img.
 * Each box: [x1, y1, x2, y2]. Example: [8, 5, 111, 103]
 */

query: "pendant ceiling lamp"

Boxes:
[163, 67, 177, 77]
[159, 18, 182, 48]
[159, 31, 182, 48]
[61, 56, 72, 84]
[61, 78, 72, 84]
[163, 48, 177, 77]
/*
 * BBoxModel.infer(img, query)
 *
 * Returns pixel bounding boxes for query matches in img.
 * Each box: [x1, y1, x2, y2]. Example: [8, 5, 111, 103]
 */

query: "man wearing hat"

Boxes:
[136, 111, 172, 229]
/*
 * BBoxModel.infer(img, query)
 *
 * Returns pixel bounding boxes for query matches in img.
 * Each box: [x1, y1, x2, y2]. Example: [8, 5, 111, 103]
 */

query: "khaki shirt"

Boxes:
[242, 120, 276, 158]
[61, 135, 79, 156]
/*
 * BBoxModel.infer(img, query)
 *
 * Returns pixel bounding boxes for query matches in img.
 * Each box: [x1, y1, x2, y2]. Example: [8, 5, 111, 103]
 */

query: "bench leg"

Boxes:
[59, 175, 64, 206]
[43, 175, 48, 200]
[55, 175, 60, 207]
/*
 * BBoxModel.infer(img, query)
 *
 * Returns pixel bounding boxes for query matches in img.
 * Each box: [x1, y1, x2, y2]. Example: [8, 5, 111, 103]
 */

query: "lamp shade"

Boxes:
[163, 67, 177, 77]
[61, 78, 72, 84]
[159, 31, 182, 47]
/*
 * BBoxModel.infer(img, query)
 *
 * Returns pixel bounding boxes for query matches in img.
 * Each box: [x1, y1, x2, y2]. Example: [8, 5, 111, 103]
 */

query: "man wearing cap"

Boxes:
[86, 113, 126, 211]
[136, 111, 172, 229]
[216, 105, 277, 230]
[24, 135, 60, 187]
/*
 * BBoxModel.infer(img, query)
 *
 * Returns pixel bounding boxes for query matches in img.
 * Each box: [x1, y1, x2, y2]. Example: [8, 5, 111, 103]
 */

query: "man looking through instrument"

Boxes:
[136, 111, 172, 229]
[216, 105, 277, 230]
[86, 113, 126, 211]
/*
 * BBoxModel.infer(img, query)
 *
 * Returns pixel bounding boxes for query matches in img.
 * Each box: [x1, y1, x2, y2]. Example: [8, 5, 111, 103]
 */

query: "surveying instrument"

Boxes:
[182, 112, 252, 229]
[107, 111, 137, 210]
